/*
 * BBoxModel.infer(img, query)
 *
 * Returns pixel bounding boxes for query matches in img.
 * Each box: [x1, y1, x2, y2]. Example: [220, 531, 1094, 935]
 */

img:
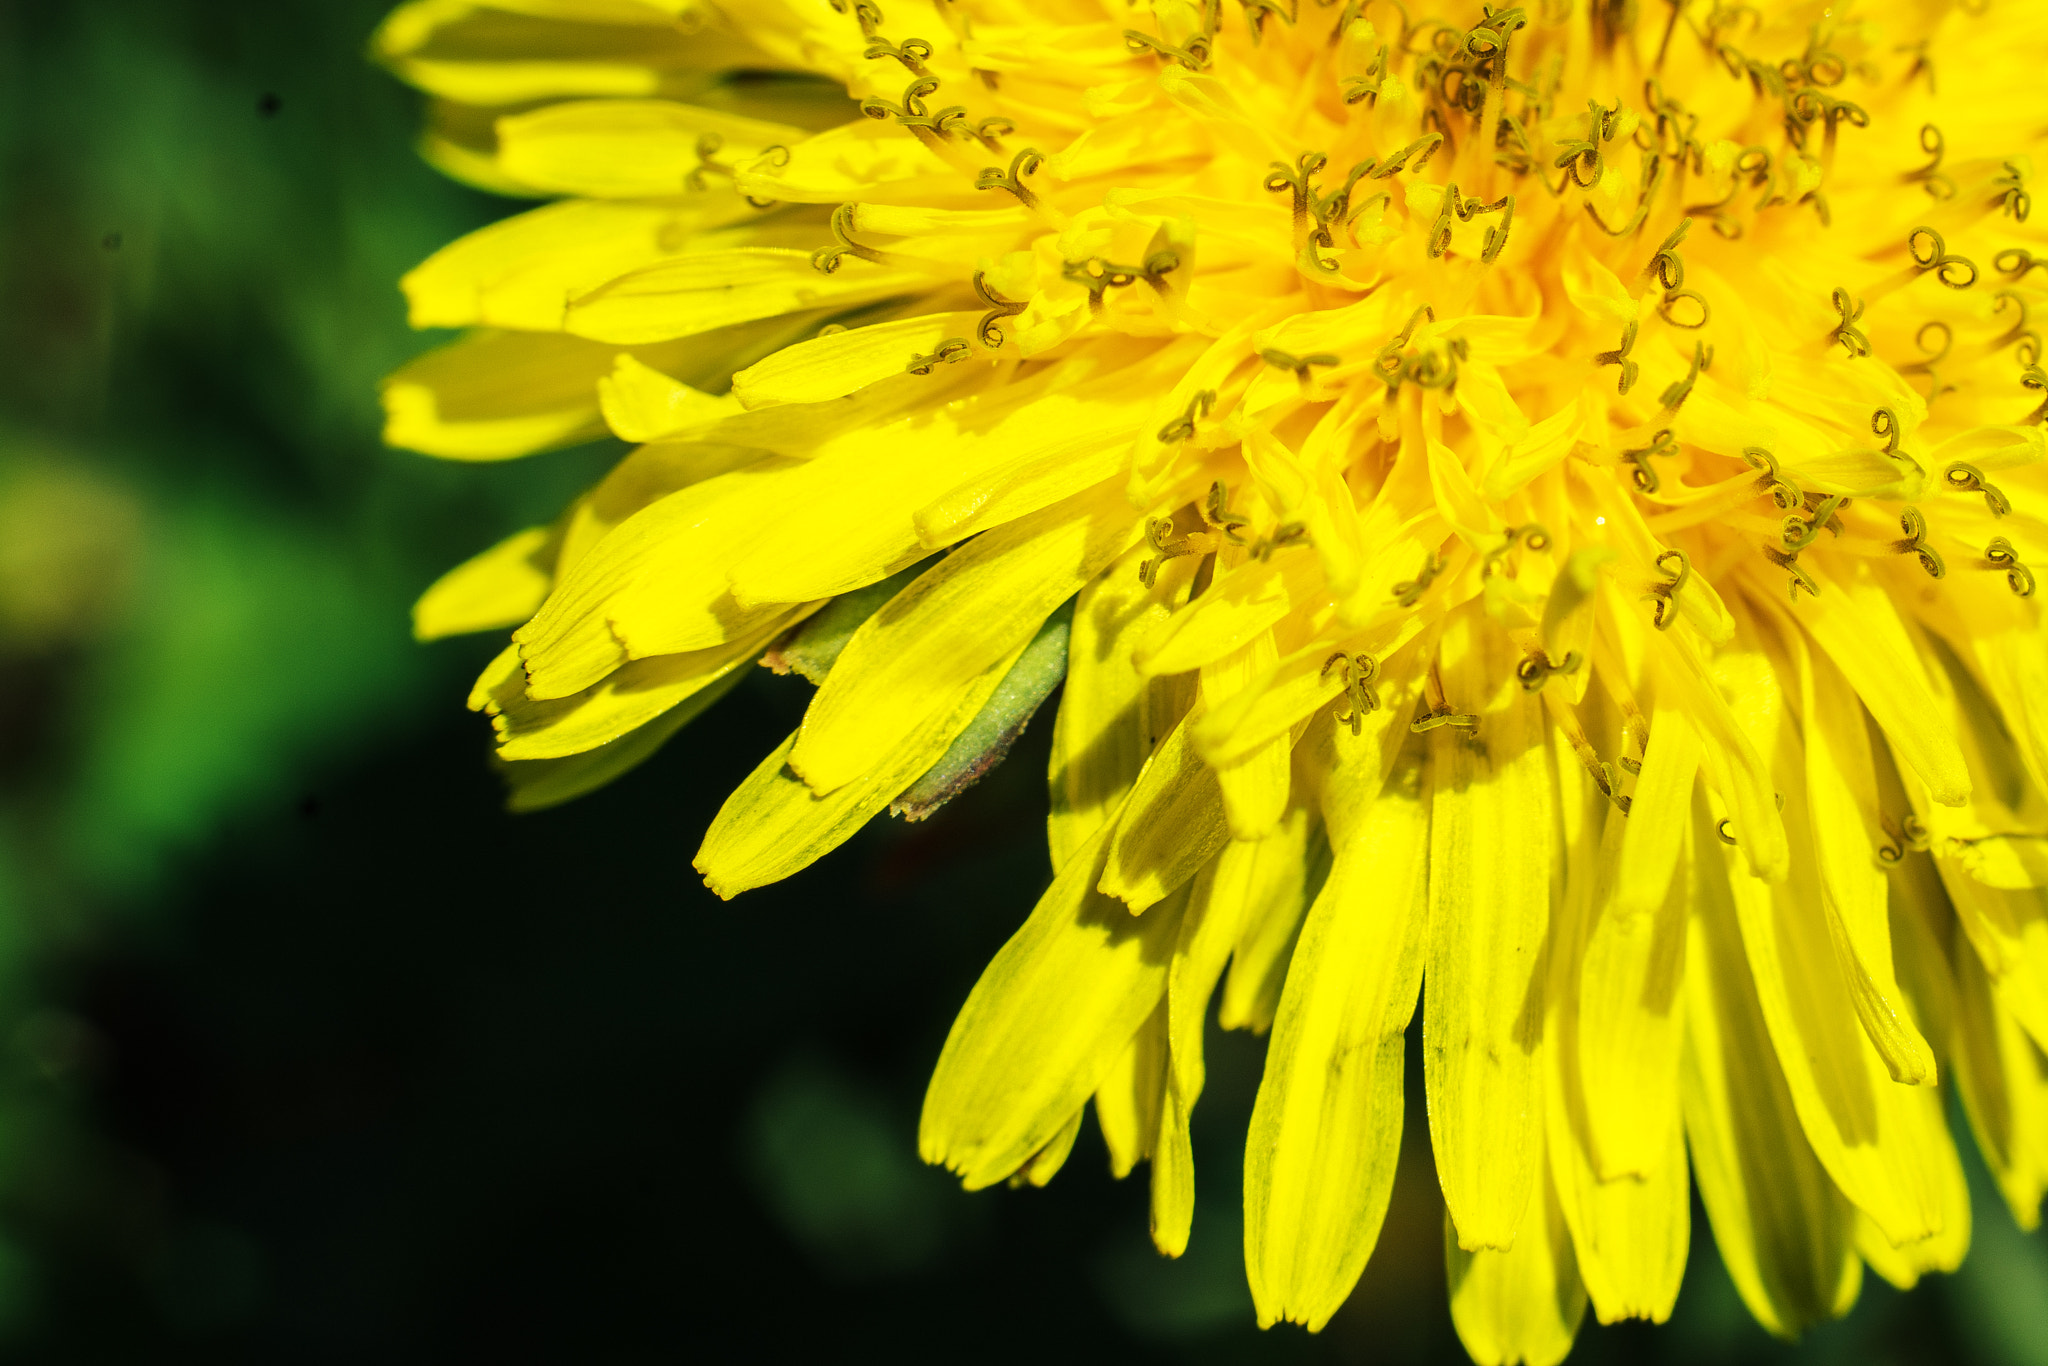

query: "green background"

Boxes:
[0, 1, 2044, 1359]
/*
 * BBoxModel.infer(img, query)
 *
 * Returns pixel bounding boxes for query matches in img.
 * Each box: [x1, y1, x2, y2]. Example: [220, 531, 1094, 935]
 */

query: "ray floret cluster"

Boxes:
[379, 0, 2048, 1357]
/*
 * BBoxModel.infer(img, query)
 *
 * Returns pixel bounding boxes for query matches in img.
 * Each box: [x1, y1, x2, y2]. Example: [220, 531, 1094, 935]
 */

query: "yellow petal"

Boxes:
[1135, 557, 1299, 678]
[1216, 803, 1329, 1034]
[693, 645, 1017, 897]
[793, 482, 1141, 794]
[515, 461, 799, 698]
[553, 441, 768, 580]
[1011, 1106, 1085, 1189]
[920, 817, 1189, 1189]
[1683, 814, 1862, 1338]
[1577, 802, 1690, 1183]
[401, 195, 760, 331]
[1724, 823, 1962, 1247]
[1098, 717, 1230, 913]
[733, 120, 961, 205]
[1796, 561, 1970, 809]
[1792, 628, 1938, 1085]
[1049, 548, 1196, 872]
[1244, 746, 1428, 1330]
[565, 250, 927, 346]
[1203, 631, 1291, 841]
[493, 610, 801, 760]
[495, 99, 806, 198]
[1549, 793, 1688, 1322]
[1611, 700, 1699, 918]
[381, 329, 613, 460]
[1095, 1000, 1168, 1179]
[1951, 938, 2048, 1231]
[413, 524, 560, 641]
[731, 313, 984, 409]
[374, 0, 735, 105]
[1548, 1032, 1690, 1327]
[1446, 1153, 1586, 1366]
[1428, 606, 1552, 1252]
[1194, 620, 1432, 773]
[1942, 873, 2048, 1062]
[728, 360, 1167, 603]
[595, 355, 741, 443]
[499, 668, 746, 813]
[1150, 824, 1294, 1258]
[1151, 1069, 1197, 1256]
[1665, 626, 1788, 880]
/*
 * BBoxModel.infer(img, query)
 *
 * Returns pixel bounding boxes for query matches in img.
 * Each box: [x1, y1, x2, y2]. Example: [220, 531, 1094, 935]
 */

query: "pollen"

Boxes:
[381, 0, 2048, 1358]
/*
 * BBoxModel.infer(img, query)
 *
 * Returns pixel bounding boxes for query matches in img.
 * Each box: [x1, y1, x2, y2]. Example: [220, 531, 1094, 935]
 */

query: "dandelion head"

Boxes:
[382, 0, 2048, 1355]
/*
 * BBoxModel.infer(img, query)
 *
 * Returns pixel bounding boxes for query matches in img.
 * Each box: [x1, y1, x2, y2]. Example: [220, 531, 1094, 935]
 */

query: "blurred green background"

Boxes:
[0, 1, 2045, 1360]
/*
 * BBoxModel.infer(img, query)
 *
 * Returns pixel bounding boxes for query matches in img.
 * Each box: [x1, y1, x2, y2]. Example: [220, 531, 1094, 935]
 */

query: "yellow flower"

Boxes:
[380, 0, 2048, 1356]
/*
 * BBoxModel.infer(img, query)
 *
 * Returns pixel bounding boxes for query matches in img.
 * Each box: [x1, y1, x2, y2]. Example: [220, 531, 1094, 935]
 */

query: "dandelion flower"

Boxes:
[381, 0, 2048, 1356]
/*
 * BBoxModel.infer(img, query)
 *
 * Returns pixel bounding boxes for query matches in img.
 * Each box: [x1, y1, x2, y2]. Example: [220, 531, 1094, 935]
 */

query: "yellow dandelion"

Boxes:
[380, 0, 2048, 1356]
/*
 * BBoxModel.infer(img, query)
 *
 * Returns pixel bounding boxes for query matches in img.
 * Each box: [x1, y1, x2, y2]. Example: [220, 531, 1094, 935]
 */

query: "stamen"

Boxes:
[1647, 547, 1689, 628]
[683, 133, 730, 192]
[1157, 390, 1217, 444]
[1909, 226, 1979, 289]
[1515, 648, 1582, 692]
[828, 0, 887, 38]
[1260, 347, 1341, 389]
[1944, 462, 2012, 517]
[971, 272, 1026, 348]
[1781, 495, 1846, 553]
[1763, 544, 1820, 600]
[861, 77, 969, 140]
[1138, 507, 1221, 586]
[1392, 554, 1445, 607]
[1552, 97, 1617, 189]
[1995, 160, 2033, 221]
[810, 203, 887, 273]
[1643, 217, 1691, 288]
[1367, 133, 1444, 178]
[1621, 429, 1678, 493]
[1877, 812, 1933, 862]
[1124, 29, 1213, 70]
[1996, 248, 2048, 281]
[1266, 152, 1328, 245]
[863, 35, 932, 74]
[1239, 0, 1297, 43]
[1593, 319, 1639, 394]
[1659, 341, 1713, 410]
[1341, 44, 1391, 105]
[1743, 447, 1803, 510]
[743, 145, 790, 209]
[1829, 287, 1870, 357]
[975, 148, 1046, 209]
[1986, 537, 2036, 596]
[1321, 652, 1381, 734]
[1893, 506, 1946, 578]
[1591, 758, 1631, 814]
[1871, 407, 1924, 477]
[964, 118, 1013, 154]
[1658, 286, 1710, 328]
[1481, 523, 1550, 575]
[1905, 124, 1956, 200]
[1992, 291, 2043, 367]
[906, 337, 972, 374]
[1251, 523, 1311, 560]
[1202, 481, 1252, 544]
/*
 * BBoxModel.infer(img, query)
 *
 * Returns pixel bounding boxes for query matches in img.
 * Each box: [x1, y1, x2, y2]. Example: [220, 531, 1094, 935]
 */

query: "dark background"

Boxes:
[0, 1, 2044, 1361]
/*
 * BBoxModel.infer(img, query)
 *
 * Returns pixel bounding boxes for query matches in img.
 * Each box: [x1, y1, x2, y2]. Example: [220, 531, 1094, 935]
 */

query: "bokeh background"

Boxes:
[0, 1, 2046, 1360]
